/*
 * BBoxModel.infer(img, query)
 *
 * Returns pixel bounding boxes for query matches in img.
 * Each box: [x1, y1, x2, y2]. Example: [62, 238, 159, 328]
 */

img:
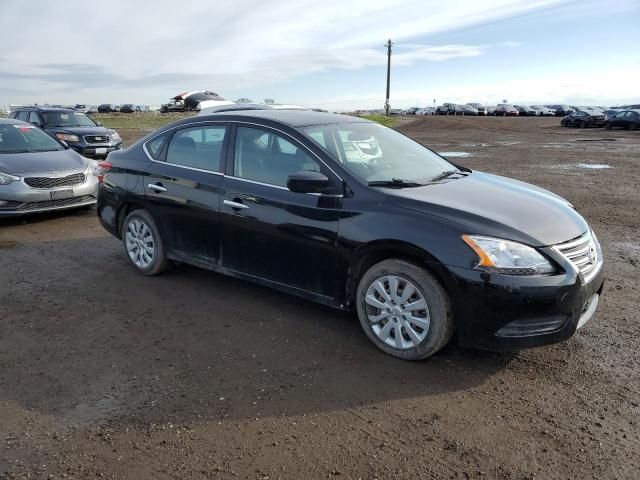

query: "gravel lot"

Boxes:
[1, 117, 638, 479]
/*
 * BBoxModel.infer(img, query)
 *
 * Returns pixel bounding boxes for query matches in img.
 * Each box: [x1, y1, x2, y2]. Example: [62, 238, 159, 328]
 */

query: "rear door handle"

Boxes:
[223, 199, 249, 210]
[148, 183, 167, 192]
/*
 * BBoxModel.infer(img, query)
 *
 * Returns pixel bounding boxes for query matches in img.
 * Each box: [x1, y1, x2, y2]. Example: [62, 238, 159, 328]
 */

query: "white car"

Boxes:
[262, 103, 309, 111]
[531, 105, 556, 117]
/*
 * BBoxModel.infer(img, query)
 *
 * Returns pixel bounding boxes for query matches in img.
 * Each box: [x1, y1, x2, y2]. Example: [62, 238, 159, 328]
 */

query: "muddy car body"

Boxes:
[96, 110, 604, 360]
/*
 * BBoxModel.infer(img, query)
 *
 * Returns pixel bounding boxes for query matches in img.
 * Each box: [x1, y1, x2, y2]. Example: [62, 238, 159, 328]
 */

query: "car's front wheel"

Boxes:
[356, 259, 454, 360]
[122, 209, 168, 275]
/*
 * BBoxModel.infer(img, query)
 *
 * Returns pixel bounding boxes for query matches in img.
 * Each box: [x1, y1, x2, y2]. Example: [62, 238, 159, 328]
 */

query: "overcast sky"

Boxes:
[1, 0, 638, 110]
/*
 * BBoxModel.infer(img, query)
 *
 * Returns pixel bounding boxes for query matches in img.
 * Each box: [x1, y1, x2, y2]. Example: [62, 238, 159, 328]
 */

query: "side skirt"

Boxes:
[167, 251, 345, 310]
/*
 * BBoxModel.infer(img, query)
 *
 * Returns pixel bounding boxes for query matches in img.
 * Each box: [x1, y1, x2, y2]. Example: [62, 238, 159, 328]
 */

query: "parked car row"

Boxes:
[561, 108, 639, 130]
[405, 107, 437, 115]
[97, 104, 147, 113]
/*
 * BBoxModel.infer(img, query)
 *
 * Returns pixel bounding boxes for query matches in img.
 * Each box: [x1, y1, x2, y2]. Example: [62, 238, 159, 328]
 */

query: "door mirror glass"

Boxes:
[287, 170, 329, 194]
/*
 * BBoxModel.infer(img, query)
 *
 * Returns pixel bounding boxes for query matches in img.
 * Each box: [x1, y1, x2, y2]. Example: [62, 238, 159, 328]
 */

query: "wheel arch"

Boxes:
[116, 200, 148, 239]
[344, 240, 455, 309]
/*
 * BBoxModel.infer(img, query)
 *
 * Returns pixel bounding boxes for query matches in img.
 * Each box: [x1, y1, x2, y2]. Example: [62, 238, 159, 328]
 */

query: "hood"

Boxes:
[387, 171, 588, 247]
[0, 148, 87, 174]
[46, 126, 113, 136]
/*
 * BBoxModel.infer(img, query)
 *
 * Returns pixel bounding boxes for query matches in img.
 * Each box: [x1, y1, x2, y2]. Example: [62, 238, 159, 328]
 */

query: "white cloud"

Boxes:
[309, 65, 640, 110]
[0, 0, 566, 106]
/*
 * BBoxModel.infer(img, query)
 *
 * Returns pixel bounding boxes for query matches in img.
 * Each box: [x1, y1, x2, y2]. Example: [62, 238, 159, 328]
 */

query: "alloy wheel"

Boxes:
[125, 218, 155, 269]
[364, 275, 430, 349]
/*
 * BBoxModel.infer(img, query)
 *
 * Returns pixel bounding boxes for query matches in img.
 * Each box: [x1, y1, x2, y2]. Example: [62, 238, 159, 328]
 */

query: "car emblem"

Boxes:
[589, 244, 597, 263]
[50, 171, 59, 175]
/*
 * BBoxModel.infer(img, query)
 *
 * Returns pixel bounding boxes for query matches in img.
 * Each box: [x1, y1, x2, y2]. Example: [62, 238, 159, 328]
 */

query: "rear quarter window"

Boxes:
[145, 133, 169, 160]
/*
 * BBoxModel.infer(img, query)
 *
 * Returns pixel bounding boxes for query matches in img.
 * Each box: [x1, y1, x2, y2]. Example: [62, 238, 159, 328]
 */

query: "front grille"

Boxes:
[24, 173, 86, 189]
[16, 195, 96, 211]
[553, 231, 602, 283]
[84, 135, 110, 144]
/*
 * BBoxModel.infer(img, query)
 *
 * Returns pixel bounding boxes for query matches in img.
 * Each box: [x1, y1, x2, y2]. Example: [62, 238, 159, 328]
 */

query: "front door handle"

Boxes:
[148, 183, 167, 193]
[223, 199, 249, 210]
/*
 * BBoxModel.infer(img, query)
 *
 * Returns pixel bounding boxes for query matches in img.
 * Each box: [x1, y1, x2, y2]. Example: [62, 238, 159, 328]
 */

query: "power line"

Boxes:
[384, 39, 393, 116]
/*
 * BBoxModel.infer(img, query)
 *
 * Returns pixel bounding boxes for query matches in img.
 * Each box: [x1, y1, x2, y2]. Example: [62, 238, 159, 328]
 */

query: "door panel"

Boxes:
[144, 124, 228, 265]
[219, 125, 342, 298]
[146, 163, 223, 264]
[220, 177, 341, 297]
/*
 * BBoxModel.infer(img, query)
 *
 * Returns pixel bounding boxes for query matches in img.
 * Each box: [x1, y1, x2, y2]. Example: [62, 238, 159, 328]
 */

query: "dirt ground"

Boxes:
[1, 117, 638, 479]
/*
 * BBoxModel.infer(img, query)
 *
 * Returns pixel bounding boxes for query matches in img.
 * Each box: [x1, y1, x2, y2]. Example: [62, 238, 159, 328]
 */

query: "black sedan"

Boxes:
[98, 104, 116, 113]
[561, 110, 606, 128]
[515, 105, 537, 116]
[604, 110, 640, 130]
[119, 104, 136, 113]
[97, 110, 604, 360]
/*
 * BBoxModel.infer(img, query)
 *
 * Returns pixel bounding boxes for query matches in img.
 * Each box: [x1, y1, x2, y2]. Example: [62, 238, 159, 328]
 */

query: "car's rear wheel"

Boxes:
[580, 121, 587, 128]
[122, 209, 168, 275]
[629, 122, 638, 131]
[561, 120, 567, 127]
[604, 122, 612, 130]
[356, 259, 453, 360]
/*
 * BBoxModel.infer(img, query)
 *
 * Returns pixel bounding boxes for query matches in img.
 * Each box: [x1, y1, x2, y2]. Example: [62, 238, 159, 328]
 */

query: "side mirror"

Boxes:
[95, 121, 103, 126]
[30, 122, 41, 128]
[287, 171, 329, 194]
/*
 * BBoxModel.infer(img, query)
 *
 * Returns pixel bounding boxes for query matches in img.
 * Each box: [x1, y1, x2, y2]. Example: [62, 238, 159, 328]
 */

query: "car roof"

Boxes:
[12, 106, 76, 112]
[197, 109, 370, 128]
[0, 118, 26, 125]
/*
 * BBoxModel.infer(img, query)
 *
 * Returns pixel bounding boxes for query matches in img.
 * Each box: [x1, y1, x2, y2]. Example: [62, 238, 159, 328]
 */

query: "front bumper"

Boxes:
[447, 260, 605, 351]
[0, 173, 98, 217]
[68, 142, 123, 159]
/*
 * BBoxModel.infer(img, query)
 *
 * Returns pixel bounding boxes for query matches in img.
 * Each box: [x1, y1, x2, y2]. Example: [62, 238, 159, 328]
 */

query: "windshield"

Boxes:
[42, 111, 96, 127]
[300, 122, 458, 184]
[0, 124, 65, 153]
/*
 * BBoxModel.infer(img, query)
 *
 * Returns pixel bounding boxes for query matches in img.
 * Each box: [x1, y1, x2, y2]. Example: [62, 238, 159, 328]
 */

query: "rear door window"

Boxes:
[165, 125, 228, 172]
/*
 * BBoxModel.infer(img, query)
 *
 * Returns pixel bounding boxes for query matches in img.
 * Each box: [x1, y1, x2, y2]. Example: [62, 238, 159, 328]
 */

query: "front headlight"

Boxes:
[56, 133, 80, 142]
[110, 130, 121, 141]
[84, 162, 97, 177]
[462, 234, 556, 275]
[0, 171, 20, 185]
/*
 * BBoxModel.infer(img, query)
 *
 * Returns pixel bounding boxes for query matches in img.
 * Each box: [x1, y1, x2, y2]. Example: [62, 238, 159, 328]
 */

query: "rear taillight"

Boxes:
[96, 161, 112, 183]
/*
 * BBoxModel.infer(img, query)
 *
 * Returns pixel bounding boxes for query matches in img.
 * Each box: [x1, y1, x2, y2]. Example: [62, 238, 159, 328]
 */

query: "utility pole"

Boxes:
[384, 39, 393, 116]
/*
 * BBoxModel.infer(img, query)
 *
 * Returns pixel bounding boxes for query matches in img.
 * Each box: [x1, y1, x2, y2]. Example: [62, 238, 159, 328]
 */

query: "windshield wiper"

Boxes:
[368, 178, 424, 188]
[429, 170, 465, 182]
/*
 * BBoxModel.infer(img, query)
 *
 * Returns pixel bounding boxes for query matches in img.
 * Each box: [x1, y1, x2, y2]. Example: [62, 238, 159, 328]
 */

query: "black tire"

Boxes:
[604, 122, 612, 130]
[580, 121, 587, 129]
[561, 120, 567, 127]
[355, 259, 454, 360]
[122, 209, 168, 276]
[629, 123, 638, 131]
